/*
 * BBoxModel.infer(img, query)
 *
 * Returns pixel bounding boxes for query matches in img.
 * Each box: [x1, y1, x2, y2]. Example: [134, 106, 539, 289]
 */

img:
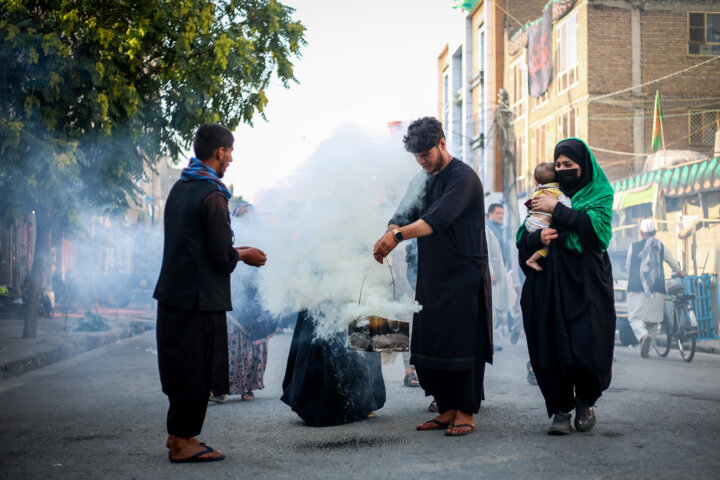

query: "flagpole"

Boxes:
[659, 104, 666, 152]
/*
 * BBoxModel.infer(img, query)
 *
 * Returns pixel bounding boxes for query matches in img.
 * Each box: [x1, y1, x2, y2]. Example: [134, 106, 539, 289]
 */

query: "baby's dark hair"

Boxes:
[534, 162, 556, 185]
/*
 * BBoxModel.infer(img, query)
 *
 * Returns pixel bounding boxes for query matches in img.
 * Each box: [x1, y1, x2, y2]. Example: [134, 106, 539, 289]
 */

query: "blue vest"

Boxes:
[627, 238, 666, 294]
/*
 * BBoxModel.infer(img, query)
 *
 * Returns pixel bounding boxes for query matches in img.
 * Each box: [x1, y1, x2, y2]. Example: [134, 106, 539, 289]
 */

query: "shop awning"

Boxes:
[613, 157, 720, 197]
[613, 183, 659, 210]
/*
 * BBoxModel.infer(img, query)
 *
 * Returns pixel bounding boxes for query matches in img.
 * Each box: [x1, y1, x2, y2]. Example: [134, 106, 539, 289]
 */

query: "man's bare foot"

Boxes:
[168, 436, 224, 462]
[446, 411, 475, 435]
[526, 258, 543, 271]
[416, 409, 456, 430]
[166, 435, 202, 449]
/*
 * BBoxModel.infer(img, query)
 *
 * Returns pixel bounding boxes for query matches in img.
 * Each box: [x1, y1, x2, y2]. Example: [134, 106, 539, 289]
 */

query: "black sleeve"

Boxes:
[517, 229, 543, 277]
[551, 203, 601, 251]
[519, 229, 544, 258]
[202, 191, 240, 274]
[390, 172, 426, 227]
[421, 169, 477, 232]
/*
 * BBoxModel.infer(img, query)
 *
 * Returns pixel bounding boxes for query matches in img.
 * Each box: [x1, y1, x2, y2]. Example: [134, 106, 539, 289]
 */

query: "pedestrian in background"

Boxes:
[153, 124, 267, 463]
[626, 218, 684, 358]
[486, 208, 510, 347]
[517, 138, 615, 435]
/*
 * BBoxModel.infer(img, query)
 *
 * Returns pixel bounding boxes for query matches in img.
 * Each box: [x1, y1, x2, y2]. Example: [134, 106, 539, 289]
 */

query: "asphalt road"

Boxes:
[1, 328, 718, 479]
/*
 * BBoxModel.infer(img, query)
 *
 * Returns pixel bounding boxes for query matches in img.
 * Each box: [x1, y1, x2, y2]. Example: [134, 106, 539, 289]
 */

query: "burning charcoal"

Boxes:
[371, 333, 409, 352]
[348, 332, 371, 351]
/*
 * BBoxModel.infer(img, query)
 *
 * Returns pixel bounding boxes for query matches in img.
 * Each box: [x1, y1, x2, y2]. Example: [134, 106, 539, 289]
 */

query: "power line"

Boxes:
[588, 55, 720, 104]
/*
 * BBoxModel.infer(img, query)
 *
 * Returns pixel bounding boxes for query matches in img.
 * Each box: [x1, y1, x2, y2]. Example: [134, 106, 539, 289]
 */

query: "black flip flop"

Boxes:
[445, 423, 477, 436]
[169, 446, 225, 463]
[416, 419, 451, 431]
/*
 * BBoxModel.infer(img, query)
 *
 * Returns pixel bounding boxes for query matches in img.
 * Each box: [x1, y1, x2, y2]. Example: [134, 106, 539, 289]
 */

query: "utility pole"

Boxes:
[496, 88, 520, 252]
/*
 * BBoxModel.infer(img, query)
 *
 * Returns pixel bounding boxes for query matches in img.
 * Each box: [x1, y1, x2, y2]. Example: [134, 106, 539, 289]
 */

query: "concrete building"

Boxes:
[437, 0, 506, 198]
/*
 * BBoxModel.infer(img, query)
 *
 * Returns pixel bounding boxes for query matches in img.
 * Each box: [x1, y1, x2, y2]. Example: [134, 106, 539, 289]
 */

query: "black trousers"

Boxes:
[156, 302, 229, 437]
[535, 363, 603, 416]
[415, 364, 485, 414]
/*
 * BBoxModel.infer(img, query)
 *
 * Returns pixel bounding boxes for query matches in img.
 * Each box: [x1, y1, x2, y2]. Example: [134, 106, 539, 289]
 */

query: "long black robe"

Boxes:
[391, 159, 492, 411]
[280, 311, 386, 427]
[518, 203, 616, 417]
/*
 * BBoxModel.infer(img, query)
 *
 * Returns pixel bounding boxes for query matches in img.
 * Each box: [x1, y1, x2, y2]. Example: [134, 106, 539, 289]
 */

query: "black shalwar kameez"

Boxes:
[391, 158, 492, 414]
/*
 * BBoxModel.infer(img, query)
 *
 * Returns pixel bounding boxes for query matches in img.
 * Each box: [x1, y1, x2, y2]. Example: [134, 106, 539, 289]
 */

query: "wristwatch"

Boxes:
[392, 228, 404, 243]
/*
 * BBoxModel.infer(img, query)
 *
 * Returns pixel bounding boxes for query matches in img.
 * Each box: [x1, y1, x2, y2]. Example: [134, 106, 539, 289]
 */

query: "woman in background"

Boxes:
[210, 202, 276, 403]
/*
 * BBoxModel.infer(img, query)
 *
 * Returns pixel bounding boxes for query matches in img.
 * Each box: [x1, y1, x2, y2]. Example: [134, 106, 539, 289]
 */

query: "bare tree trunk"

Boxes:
[22, 211, 51, 339]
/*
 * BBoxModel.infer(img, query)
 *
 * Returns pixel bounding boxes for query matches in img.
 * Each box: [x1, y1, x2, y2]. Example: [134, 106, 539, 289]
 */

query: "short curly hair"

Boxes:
[193, 123, 234, 161]
[403, 117, 445, 153]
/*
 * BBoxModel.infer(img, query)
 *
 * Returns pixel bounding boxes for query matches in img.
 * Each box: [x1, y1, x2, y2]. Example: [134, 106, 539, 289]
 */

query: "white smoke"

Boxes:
[230, 124, 423, 339]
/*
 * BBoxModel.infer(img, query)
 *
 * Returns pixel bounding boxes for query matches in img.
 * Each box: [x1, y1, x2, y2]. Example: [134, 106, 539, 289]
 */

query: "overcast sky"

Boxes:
[225, 0, 464, 202]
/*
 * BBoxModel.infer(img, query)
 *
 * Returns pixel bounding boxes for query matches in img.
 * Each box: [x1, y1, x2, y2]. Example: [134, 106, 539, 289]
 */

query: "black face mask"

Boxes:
[556, 168, 581, 189]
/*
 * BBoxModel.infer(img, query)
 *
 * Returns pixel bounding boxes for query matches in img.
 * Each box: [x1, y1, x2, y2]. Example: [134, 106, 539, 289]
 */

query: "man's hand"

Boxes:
[491, 274, 497, 283]
[237, 247, 267, 267]
[540, 228, 558, 246]
[373, 231, 397, 264]
[531, 193, 558, 213]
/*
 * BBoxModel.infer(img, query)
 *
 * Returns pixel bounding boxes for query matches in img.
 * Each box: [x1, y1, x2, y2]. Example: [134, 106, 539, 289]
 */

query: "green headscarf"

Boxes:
[516, 138, 614, 253]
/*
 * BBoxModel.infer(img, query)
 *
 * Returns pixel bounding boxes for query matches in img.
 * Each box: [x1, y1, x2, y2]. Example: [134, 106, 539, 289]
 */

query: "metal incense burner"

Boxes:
[348, 259, 410, 353]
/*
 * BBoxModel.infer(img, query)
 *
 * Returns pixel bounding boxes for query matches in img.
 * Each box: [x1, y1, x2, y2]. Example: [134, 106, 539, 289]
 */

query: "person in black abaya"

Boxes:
[516, 138, 615, 435]
[280, 311, 386, 427]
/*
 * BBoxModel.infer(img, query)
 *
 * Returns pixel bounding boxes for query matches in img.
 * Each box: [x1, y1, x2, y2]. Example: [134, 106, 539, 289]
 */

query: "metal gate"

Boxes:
[683, 274, 719, 339]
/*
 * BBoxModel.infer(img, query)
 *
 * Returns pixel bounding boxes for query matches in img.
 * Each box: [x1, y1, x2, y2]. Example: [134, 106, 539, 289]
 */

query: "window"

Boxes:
[442, 69, 449, 129]
[509, 56, 526, 119]
[533, 90, 549, 109]
[689, 12, 720, 55]
[477, 27, 485, 81]
[556, 13, 578, 93]
[516, 133, 527, 193]
[557, 107, 578, 140]
[689, 110, 720, 145]
[530, 122, 551, 174]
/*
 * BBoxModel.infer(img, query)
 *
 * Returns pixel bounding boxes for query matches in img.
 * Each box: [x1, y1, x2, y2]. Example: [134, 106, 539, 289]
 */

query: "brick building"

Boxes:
[439, 0, 720, 274]
[505, 0, 720, 189]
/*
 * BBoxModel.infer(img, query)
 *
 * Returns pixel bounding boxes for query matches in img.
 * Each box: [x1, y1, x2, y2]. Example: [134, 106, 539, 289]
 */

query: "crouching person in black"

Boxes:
[153, 123, 267, 463]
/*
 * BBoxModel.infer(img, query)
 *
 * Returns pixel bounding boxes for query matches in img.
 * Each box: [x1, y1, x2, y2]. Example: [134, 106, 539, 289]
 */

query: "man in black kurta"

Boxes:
[153, 123, 267, 462]
[373, 117, 492, 436]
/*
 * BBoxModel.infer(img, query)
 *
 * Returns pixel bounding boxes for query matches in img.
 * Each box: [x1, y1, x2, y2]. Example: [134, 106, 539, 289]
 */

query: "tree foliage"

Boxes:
[0, 0, 305, 337]
[0, 0, 305, 219]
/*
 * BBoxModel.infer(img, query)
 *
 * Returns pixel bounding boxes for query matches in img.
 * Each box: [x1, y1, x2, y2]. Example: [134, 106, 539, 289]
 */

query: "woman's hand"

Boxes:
[531, 193, 558, 213]
[540, 228, 558, 246]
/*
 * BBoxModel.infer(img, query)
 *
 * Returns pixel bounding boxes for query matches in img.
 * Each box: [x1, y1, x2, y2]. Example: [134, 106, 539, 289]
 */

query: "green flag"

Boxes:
[651, 90, 664, 151]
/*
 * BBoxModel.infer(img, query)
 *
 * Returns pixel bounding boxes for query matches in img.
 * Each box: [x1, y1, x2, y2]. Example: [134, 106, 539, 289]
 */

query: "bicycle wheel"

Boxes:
[677, 304, 697, 363]
[653, 316, 671, 357]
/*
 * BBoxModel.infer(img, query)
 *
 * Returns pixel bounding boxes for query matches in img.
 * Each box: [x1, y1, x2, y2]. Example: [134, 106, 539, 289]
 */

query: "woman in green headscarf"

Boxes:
[516, 138, 616, 435]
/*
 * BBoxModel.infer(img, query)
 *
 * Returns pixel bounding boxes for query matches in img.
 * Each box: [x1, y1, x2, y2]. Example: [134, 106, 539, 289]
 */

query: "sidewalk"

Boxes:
[0, 306, 155, 382]
[1, 306, 719, 382]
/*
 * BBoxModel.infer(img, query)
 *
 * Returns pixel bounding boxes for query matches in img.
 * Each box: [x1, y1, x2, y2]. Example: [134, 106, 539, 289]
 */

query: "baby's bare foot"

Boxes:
[526, 259, 543, 271]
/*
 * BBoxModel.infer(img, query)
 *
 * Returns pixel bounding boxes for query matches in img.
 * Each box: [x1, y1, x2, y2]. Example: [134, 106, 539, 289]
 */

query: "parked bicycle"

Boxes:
[653, 274, 698, 362]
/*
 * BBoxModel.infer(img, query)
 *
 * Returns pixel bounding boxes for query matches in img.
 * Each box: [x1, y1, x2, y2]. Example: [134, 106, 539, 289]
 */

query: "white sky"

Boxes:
[226, 0, 464, 202]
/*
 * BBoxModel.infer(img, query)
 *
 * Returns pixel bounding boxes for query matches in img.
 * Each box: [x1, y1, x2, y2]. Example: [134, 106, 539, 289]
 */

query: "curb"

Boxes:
[0, 320, 155, 382]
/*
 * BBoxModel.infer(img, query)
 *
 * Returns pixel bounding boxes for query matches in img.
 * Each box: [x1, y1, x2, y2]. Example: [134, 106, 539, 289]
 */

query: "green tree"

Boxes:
[0, 0, 305, 337]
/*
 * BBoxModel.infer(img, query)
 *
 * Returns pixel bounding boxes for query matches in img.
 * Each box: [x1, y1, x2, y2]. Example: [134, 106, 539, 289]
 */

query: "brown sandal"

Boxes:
[241, 391, 255, 401]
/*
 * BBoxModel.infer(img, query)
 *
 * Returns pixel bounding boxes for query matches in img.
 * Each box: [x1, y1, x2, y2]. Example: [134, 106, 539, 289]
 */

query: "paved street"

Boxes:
[1, 328, 718, 479]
